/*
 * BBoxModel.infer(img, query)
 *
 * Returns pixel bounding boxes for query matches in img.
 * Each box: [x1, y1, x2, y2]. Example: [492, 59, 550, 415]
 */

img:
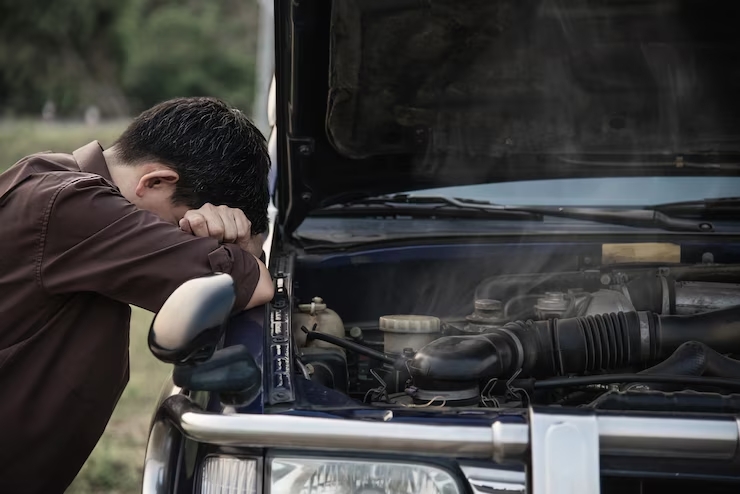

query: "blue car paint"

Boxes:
[207, 309, 266, 414]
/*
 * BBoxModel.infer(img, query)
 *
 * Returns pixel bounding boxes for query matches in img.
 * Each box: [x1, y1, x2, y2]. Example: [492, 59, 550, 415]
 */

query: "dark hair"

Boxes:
[114, 97, 271, 234]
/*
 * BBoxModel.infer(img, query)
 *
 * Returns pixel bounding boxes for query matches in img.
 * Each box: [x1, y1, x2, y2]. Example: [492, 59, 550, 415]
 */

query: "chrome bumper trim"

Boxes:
[530, 411, 600, 494]
[492, 420, 529, 462]
[460, 465, 526, 494]
[177, 399, 504, 458]
[161, 396, 740, 462]
[597, 415, 740, 460]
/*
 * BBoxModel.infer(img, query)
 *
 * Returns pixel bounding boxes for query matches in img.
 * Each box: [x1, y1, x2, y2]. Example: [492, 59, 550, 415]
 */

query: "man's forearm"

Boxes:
[244, 253, 274, 309]
[176, 203, 272, 307]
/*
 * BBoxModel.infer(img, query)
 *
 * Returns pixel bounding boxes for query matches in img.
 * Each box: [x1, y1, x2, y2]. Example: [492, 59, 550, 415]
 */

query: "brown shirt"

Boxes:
[0, 142, 261, 493]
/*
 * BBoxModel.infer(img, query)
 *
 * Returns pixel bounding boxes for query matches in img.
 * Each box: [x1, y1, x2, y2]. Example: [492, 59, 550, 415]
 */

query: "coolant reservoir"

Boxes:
[379, 315, 441, 355]
[292, 297, 346, 352]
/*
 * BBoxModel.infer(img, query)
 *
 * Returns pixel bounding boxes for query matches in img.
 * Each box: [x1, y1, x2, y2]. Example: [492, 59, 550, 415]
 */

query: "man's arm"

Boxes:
[247, 257, 273, 309]
[177, 203, 272, 310]
[39, 177, 273, 312]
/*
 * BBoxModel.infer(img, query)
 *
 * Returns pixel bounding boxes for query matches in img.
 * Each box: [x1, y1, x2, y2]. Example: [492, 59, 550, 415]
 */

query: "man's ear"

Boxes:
[135, 169, 180, 198]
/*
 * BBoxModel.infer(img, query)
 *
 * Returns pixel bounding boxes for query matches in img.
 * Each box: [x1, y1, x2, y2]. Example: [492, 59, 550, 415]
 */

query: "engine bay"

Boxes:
[289, 258, 740, 413]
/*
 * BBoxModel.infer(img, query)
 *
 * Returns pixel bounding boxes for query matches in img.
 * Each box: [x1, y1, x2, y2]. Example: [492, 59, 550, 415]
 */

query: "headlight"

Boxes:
[200, 456, 258, 494]
[270, 458, 461, 494]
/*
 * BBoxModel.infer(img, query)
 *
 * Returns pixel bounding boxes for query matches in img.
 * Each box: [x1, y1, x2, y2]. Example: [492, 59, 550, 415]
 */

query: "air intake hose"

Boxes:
[409, 305, 740, 385]
[637, 341, 740, 379]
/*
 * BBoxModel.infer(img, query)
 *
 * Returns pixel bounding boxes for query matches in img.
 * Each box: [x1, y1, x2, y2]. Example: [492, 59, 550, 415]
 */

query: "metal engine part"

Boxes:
[463, 299, 507, 333]
[534, 292, 572, 319]
[526, 278, 740, 319]
[583, 289, 636, 316]
[675, 281, 740, 315]
[623, 276, 740, 315]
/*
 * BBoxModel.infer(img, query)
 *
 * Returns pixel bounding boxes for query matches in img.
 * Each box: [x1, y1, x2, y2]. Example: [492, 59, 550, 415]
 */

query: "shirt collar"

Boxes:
[73, 141, 113, 182]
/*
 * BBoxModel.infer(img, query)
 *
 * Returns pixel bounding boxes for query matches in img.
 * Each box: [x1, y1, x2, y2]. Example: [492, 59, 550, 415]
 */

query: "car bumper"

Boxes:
[143, 388, 740, 494]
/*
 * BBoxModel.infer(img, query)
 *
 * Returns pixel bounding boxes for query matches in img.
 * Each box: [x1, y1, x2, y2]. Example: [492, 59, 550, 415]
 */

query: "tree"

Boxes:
[119, 0, 257, 114]
[0, 0, 259, 117]
[0, 0, 127, 116]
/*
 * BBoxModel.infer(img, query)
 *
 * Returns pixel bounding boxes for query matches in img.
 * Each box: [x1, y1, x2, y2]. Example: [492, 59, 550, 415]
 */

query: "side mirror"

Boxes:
[149, 273, 236, 364]
[173, 345, 262, 406]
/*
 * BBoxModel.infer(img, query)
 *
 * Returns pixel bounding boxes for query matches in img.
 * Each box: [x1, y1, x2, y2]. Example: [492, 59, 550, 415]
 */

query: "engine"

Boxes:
[291, 264, 740, 412]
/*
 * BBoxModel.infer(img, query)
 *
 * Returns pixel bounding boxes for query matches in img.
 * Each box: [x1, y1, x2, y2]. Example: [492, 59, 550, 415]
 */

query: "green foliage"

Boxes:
[0, 0, 125, 115]
[0, 0, 258, 117]
[120, 1, 256, 112]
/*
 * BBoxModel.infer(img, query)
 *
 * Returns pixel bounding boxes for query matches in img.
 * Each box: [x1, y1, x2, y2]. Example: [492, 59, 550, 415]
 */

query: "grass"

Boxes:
[0, 120, 172, 493]
[0, 119, 129, 171]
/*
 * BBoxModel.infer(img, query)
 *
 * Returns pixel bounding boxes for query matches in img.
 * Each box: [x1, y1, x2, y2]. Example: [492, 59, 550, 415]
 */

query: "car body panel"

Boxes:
[274, 0, 740, 234]
[142, 1, 740, 492]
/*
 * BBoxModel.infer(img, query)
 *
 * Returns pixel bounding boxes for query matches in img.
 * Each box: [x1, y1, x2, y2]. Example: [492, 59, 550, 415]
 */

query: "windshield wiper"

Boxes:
[314, 195, 543, 221]
[652, 197, 740, 220]
[515, 205, 714, 232]
[318, 194, 714, 232]
[557, 155, 740, 171]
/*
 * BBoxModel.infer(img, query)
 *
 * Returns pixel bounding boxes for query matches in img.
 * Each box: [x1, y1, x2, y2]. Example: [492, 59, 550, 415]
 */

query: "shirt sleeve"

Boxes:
[38, 176, 261, 313]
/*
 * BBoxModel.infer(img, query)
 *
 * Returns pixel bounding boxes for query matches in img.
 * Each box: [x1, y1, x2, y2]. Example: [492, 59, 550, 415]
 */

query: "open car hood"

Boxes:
[274, 0, 740, 233]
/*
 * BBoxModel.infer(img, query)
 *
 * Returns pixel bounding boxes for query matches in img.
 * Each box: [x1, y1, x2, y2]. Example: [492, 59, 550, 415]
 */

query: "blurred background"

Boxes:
[0, 0, 273, 491]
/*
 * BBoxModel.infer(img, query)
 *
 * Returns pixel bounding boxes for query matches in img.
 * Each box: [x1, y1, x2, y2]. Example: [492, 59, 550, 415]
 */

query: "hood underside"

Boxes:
[275, 0, 740, 232]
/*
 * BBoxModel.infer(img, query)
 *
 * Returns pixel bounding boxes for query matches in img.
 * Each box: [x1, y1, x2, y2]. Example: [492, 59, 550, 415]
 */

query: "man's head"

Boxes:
[105, 97, 270, 234]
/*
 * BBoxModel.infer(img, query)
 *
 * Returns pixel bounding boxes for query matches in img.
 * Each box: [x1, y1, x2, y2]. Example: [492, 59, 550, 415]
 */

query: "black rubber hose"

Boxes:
[621, 341, 740, 392]
[625, 341, 708, 391]
[700, 344, 740, 378]
[625, 276, 671, 313]
[658, 305, 740, 356]
[638, 340, 740, 378]
[407, 332, 517, 389]
[590, 390, 740, 413]
[301, 327, 396, 365]
[410, 305, 740, 384]
[638, 341, 706, 376]
[409, 312, 646, 383]
[530, 374, 740, 393]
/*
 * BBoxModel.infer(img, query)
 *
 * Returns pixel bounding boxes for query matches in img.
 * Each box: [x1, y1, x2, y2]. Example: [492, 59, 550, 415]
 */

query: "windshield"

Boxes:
[407, 176, 740, 207]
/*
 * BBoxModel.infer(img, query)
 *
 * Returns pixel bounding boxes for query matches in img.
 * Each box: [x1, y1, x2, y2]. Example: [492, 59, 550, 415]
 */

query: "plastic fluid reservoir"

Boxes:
[292, 297, 345, 351]
[379, 315, 441, 355]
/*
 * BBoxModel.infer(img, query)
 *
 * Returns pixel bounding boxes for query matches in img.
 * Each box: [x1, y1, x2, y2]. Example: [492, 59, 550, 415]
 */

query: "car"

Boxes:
[142, 1, 740, 493]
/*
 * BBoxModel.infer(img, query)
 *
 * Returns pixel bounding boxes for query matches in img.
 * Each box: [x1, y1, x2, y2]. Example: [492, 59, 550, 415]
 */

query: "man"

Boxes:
[0, 97, 275, 493]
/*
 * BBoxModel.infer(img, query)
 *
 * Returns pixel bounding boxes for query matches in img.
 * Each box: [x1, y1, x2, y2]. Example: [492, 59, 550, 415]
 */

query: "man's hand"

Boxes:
[179, 203, 263, 257]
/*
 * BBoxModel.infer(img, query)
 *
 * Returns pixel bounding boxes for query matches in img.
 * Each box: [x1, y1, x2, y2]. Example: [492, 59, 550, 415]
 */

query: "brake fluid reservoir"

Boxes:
[379, 315, 441, 355]
[292, 297, 345, 352]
